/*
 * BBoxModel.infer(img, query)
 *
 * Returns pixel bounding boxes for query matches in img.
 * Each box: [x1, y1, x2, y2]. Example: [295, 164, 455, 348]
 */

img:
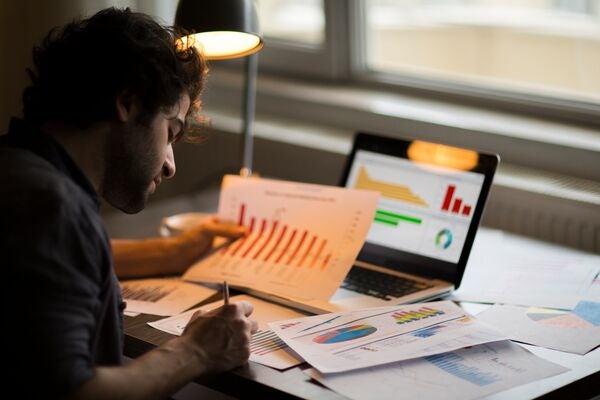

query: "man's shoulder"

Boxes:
[0, 146, 88, 209]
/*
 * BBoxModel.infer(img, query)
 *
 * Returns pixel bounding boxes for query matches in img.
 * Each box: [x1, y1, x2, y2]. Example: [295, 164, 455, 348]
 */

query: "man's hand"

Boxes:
[177, 216, 247, 259]
[181, 300, 258, 373]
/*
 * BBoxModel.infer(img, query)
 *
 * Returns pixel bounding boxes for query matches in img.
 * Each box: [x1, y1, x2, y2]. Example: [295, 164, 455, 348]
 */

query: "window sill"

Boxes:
[203, 69, 600, 182]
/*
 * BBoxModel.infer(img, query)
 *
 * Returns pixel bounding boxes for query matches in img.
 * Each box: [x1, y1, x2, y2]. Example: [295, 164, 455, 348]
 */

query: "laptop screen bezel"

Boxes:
[339, 132, 499, 288]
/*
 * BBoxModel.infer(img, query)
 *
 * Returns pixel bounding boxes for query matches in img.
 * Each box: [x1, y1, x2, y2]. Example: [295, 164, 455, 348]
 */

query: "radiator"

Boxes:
[482, 165, 600, 253]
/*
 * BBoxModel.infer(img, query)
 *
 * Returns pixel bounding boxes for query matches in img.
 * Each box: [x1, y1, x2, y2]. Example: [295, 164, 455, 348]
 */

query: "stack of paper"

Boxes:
[304, 341, 568, 400]
[120, 278, 217, 316]
[268, 301, 506, 373]
[149, 295, 306, 370]
[265, 300, 570, 400]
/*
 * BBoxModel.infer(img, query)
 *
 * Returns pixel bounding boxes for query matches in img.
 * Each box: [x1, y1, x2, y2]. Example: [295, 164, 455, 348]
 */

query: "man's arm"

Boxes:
[69, 301, 258, 400]
[112, 217, 246, 278]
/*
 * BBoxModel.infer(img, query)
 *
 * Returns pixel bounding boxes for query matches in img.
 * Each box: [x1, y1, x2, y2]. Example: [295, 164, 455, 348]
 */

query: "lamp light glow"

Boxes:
[175, 0, 263, 176]
[180, 31, 262, 60]
[408, 141, 479, 171]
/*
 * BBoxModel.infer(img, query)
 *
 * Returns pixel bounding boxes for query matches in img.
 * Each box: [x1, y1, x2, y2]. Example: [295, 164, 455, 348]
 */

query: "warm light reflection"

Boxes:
[407, 141, 479, 171]
[179, 31, 263, 60]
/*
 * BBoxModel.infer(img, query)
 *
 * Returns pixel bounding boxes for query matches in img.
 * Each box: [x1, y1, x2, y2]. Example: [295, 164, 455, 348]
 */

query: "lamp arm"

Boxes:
[240, 53, 258, 177]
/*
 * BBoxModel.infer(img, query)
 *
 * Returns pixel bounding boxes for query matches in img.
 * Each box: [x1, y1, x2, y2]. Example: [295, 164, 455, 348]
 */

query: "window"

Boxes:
[257, 0, 325, 46]
[362, 0, 600, 106]
[257, 0, 600, 121]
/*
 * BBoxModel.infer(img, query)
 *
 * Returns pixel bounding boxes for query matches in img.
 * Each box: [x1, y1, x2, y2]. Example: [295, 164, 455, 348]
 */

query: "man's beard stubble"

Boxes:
[99, 123, 158, 214]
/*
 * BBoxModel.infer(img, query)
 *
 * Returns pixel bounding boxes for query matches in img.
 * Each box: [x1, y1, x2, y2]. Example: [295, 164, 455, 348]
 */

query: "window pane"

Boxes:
[257, 0, 325, 46]
[365, 0, 600, 104]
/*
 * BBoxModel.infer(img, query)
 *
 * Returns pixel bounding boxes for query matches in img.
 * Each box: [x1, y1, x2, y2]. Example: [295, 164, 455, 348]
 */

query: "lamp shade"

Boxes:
[175, 0, 263, 60]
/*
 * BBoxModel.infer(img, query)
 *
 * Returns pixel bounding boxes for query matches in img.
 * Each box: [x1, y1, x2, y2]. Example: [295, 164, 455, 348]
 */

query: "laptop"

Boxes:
[251, 132, 499, 313]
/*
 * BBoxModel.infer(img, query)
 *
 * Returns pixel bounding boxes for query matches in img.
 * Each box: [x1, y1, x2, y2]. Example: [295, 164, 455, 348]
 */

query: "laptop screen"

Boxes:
[341, 132, 499, 286]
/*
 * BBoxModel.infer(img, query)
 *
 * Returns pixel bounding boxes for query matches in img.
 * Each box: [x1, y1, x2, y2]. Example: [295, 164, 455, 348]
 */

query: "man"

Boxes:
[0, 8, 257, 399]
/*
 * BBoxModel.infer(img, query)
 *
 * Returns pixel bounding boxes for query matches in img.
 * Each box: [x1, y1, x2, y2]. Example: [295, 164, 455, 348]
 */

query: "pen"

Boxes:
[223, 280, 230, 305]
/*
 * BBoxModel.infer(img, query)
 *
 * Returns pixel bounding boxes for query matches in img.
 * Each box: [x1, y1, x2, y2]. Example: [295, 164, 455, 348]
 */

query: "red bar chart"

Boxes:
[441, 185, 473, 217]
[183, 175, 379, 301]
[219, 203, 334, 270]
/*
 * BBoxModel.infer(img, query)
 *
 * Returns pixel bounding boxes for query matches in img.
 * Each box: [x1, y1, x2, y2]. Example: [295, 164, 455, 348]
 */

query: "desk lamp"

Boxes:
[175, 0, 264, 177]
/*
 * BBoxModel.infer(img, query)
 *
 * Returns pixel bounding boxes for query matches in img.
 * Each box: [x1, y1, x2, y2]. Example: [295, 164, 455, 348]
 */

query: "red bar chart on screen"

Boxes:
[440, 184, 474, 217]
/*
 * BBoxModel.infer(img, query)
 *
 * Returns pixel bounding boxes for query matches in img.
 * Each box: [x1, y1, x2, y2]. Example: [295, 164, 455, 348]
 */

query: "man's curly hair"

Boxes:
[23, 7, 207, 135]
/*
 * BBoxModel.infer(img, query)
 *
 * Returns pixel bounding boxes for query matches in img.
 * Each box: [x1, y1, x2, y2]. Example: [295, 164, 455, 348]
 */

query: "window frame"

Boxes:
[257, 0, 600, 124]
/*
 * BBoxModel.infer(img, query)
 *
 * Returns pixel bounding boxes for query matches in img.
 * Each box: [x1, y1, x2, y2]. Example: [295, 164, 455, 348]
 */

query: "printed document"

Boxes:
[477, 302, 600, 355]
[149, 295, 305, 370]
[453, 252, 599, 310]
[269, 301, 506, 373]
[120, 278, 216, 316]
[305, 341, 568, 400]
[183, 175, 379, 301]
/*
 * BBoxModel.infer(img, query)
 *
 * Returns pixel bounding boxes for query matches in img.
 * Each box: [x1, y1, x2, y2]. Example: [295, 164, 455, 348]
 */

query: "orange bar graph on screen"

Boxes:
[355, 167, 428, 207]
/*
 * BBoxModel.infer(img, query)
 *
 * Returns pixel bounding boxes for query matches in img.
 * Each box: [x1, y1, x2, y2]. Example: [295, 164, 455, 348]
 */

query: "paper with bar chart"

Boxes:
[148, 295, 305, 370]
[304, 341, 568, 400]
[120, 278, 217, 316]
[268, 301, 506, 373]
[183, 175, 379, 301]
[346, 150, 485, 263]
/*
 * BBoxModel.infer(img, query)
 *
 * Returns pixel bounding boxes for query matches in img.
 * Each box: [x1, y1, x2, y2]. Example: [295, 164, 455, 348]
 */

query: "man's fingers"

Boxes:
[250, 318, 259, 334]
[201, 221, 247, 238]
[234, 300, 255, 318]
[188, 309, 205, 324]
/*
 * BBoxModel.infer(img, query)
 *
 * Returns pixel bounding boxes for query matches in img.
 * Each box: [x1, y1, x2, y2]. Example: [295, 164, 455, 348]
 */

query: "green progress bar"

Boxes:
[374, 217, 398, 226]
[375, 210, 422, 225]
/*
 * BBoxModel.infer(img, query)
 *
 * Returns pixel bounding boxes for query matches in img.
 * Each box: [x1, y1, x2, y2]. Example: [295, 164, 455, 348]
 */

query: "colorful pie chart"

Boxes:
[313, 324, 377, 344]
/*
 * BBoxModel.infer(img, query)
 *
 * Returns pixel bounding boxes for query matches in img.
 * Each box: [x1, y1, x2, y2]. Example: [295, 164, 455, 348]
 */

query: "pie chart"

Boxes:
[313, 324, 377, 344]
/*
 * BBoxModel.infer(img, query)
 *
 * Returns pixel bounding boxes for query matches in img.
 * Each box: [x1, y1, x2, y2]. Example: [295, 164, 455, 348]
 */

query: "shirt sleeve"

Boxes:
[1, 182, 105, 398]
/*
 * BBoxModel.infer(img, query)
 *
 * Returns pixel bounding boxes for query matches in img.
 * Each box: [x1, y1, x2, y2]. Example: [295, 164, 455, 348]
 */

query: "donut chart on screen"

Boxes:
[313, 324, 377, 344]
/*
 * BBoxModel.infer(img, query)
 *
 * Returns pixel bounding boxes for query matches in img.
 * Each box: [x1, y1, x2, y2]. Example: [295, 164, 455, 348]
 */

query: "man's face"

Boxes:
[102, 94, 191, 214]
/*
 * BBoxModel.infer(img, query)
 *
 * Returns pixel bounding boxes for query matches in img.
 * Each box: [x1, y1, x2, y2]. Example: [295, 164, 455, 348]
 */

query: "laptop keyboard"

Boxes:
[341, 266, 434, 301]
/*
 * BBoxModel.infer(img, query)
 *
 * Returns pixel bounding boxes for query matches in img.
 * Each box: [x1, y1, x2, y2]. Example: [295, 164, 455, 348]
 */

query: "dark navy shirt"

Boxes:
[0, 118, 124, 398]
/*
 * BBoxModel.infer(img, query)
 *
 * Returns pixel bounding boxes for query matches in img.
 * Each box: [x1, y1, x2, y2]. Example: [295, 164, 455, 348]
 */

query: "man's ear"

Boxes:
[115, 91, 136, 123]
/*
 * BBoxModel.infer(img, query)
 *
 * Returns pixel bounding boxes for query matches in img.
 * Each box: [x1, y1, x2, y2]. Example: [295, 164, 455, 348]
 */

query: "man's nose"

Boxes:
[162, 144, 176, 179]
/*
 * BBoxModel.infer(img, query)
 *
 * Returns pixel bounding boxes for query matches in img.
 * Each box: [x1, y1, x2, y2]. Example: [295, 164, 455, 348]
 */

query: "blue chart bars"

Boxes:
[424, 352, 500, 386]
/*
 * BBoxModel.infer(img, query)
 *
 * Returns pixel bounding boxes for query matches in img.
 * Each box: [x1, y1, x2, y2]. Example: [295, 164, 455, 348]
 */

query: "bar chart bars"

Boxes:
[121, 283, 175, 303]
[355, 167, 428, 207]
[183, 175, 379, 301]
[220, 203, 334, 270]
[440, 185, 473, 217]
[424, 352, 500, 386]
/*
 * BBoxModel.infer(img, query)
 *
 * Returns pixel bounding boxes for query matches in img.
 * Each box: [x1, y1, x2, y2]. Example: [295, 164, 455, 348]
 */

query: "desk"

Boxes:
[124, 301, 599, 400]
[114, 199, 599, 399]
